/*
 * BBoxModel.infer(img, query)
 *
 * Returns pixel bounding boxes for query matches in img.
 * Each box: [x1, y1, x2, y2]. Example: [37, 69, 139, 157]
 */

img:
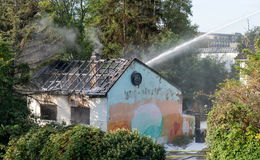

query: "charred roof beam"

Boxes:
[78, 61, 108, 92]
[45, 61, 76, 90]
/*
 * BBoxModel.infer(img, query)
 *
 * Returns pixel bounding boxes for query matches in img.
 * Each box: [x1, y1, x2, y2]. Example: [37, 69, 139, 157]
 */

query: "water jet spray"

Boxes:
[146, 10, 260, 66]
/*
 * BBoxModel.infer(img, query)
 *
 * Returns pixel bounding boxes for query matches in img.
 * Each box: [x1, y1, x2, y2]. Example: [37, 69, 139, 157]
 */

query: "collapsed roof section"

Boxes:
[31, 58, 132, 96]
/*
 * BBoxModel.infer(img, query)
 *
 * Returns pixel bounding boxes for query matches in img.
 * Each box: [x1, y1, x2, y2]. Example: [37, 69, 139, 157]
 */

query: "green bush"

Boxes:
[101, 129, 165, 160]
[4, 124, 64, 160]
[206, 39, 260, 160]
[207, 103, 260, 160]
[4, 125, 165, 160]
[41, 125, 105, 160]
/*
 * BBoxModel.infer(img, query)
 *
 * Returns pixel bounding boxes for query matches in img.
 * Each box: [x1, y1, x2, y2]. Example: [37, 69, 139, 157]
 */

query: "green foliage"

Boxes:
[0, 41, 32, 158]
[4, 124, 64, 160]
[207, 104, 260, 160]
[41, 125, 105, 160]
[0, 41, 30, 125]
[86, 0, 196, 58]
[160, 0, 197, 37]
[206, 38, 260, 160]
[0, 0, 39, 46]
[38, 0, 93, 60]
[237, 26, 260, 53]
[102, 130, 165, 160]
[1, 0, 197, 61]
[4, 126, 165, 160]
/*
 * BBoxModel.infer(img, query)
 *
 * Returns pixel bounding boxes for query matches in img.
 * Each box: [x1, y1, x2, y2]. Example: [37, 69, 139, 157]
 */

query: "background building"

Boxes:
[198, 33, 242, 71]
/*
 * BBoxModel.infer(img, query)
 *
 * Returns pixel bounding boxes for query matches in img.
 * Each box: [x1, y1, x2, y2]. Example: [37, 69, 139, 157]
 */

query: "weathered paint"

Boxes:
[28, 94, 107, 131]
[28, 97, 41, 117]
[182, 114, 195, 136]
[89, 98, 107, 131]
[131, 103, 163, 139]
[107, 61, 194, 143]
[28, 95, 71, 124]
[108, 61, 182, 105]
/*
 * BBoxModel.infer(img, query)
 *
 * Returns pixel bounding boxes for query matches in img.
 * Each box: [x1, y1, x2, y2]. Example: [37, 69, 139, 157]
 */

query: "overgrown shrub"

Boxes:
[206, 39, 260, 160]
[4, 125, 165, 160]
[4, 124, 64, 160]
[101, 129, 165, 160]
[41, 125, 105, 160]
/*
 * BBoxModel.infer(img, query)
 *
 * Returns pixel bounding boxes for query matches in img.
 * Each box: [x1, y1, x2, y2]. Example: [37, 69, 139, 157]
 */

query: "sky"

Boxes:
[191, 0, 260, 34]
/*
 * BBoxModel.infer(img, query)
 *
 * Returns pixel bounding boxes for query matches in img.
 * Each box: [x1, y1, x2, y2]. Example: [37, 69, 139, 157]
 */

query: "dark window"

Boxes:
[40, 104, 57, 120]
[71, 106, 90, 124]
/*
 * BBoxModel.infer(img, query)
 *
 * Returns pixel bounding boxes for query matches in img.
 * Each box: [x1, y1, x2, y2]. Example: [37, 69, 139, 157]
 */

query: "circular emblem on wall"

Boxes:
[131, 71, 142, 86]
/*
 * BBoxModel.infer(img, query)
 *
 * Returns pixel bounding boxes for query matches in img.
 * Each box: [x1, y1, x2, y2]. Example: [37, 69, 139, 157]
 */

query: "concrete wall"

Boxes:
[107, 61, 194, 143]
[28, 95, 107, 131]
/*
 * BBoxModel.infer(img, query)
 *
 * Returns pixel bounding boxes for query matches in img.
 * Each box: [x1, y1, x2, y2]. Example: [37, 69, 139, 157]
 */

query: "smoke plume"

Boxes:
[17, 17, 79, 67]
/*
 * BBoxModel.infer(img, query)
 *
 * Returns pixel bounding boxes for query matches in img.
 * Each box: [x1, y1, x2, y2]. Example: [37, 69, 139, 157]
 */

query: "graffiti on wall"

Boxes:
[108, 99, 195, 143]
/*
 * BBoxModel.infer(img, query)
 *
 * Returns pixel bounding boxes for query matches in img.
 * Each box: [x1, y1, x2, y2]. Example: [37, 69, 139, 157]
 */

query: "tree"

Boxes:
[206, 38, 260, 160]
[0, 0, 94, 65]
[0, 1, 39, 156]
[160, 0, 197, 38]
[86, 0, 196, 58]
[237, 26, 260, 53]
[0, 0, 39, 47]
[0, 40, 33, 158]
[37, 0, 94, 60]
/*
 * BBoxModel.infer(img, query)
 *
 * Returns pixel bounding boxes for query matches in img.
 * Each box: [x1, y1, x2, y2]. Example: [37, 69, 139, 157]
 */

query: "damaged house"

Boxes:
[27, 56, 194, 143]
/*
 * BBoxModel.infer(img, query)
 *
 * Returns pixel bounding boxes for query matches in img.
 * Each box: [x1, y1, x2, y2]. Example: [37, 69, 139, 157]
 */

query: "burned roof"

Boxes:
[30, 58, 132, 96]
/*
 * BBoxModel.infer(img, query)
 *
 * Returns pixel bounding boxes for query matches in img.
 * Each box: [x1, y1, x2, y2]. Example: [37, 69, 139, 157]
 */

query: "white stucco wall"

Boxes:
[89, 98, 108, 131]
[55, 96, 71, 124]
[27, 95, 108, 131]
[28, 95, 71, 124]
[28, 97, 41, 117]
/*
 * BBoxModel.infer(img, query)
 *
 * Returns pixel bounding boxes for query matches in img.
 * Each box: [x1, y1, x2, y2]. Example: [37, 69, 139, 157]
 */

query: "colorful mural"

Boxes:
[182, 115, 195, 136]
[108, 99, 194, 143]
[131, 103, 162, 139]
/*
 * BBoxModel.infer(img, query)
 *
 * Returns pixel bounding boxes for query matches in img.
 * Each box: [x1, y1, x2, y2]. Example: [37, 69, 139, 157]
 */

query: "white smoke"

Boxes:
[17, 17, 79, 67]
[86, 27, 103, 56]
